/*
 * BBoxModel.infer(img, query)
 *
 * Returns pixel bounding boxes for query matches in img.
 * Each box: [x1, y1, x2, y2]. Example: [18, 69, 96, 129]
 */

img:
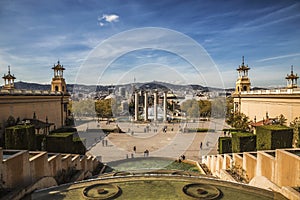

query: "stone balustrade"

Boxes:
[0, 148, 100, 190]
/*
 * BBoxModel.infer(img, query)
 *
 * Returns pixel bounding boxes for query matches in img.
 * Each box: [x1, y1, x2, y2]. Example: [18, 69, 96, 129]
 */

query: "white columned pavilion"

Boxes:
[163, 91, 167, 122]
[144, 91, 148, 121]
[134, 91, 139, 121]
[153, 91, 158, 121]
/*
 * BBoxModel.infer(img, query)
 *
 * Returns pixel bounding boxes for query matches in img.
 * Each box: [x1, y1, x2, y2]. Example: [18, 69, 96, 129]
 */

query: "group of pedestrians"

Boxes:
[102, 139, 108, 147]
[132, 146, 150, 157]
[200, 141, 211, 150]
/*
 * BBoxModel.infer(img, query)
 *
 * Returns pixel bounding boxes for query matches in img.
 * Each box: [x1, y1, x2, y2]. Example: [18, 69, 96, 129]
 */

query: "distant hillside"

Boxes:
[14, 81, 50, 90]
[120, 81, 221, 92]
[12, 81, 227, 93]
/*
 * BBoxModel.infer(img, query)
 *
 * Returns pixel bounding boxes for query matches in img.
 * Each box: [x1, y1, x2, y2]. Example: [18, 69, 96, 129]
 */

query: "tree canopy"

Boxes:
[226, 110, 251, 131]
[72, 99, 96, 117]
[95, 99, 114, 119]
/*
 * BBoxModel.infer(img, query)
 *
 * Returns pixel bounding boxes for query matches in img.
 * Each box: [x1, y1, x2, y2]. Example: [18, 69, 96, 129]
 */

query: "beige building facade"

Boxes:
[233, 89, 300, 124]
[0, 61, 70, 141]
[0, 92, 69, 129]
[232, 58, 300, 124]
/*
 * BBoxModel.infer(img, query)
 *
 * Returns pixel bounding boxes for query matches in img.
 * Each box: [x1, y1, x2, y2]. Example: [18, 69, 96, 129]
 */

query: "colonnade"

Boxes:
[134, 90, 167, 122]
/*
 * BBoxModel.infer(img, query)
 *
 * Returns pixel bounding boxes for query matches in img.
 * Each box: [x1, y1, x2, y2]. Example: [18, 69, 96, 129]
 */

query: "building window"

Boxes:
[64, 104, 67, 112]
[55, 86, 59, 91]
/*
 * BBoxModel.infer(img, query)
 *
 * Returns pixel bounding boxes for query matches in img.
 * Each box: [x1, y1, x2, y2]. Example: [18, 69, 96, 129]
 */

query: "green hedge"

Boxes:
[187, 128, 215, 133]
[46, 133, 74, 153]
[46, 132, 86, 154]
[256, 125, 293, 150]
[5, 125, 36, 150]
[72, 138, 86, 154]
[218, 137, 232, 154]
[51, 127, 77, 134]
[223, 128, 245, 132]
[101, 128, 124, 134]
[4, 125, 86, 154]
[36, 134, 46, 150]
[298, 129, 300, 148]
[231, 132, 256, 153]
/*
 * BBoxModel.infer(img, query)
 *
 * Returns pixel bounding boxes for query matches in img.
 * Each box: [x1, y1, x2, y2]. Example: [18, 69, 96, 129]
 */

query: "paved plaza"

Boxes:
[77, 118, 229, 164]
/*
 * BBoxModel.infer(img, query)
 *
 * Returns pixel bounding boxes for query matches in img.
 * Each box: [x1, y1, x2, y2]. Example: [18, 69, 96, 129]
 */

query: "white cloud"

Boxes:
[98, 14, 119, 27]
[103, 14, 119, 22]
[256, 53, 300, 62]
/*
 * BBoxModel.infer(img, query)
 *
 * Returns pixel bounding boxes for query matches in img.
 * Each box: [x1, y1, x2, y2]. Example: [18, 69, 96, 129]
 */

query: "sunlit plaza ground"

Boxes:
[76, 118, 228, 164]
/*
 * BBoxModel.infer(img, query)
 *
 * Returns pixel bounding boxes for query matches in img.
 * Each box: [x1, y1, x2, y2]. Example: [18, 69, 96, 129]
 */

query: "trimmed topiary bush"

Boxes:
[256, 125, 293, 150]
[36, 134, 46, 150]
[46, 133, 74, 153]
[51, 127, 77, 134]
[231, 132, 256, 153]
[72, 137, 86, 154]
[223, 128, 245, 133]
[187, 128, 215, 133]
[5, 125, 36, 150]
[46, 132, 86, 154]
[298, 129, 300, 148]
[218, 137, 232, 154]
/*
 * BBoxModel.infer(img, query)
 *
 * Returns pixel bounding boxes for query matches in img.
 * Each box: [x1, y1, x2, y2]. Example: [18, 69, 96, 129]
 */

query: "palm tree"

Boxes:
[277, 114, 287, 125]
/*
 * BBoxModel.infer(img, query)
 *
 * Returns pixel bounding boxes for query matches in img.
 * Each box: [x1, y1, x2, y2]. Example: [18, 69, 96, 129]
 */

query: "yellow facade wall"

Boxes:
[233, 93, 300, 124]
[0, 94, 69, 137]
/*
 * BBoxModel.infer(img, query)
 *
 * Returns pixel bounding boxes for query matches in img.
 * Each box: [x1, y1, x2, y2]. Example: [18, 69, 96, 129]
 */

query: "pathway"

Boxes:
[87, 119, 227, 164]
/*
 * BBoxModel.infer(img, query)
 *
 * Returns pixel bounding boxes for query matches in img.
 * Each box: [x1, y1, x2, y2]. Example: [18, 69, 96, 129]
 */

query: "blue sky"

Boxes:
[0, 0, 300, 88]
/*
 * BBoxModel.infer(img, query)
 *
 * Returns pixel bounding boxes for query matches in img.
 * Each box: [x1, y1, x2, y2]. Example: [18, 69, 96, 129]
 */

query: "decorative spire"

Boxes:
[235, 57, 251, 93]
[242, 56, 245, 66]
[285, 65, 298, 89]
[51, 60, 67, 93]
[2, 65, 16, 90]
[236, 56, 250, 76]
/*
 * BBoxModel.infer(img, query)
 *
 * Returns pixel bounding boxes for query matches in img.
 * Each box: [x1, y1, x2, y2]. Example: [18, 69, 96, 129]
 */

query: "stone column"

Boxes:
[144, 91, 148, 121]
[163, 91, 167, 122]
[153, 91, 158, 121]
[134, 91, 139, 121]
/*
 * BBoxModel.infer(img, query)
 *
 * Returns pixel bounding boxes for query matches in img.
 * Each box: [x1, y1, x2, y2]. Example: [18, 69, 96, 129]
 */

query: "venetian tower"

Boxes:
[2, 65, 16, 90]
[285, 65, 298, 89]
[235, 56, 251, 93]
[51, 61, 67, 93]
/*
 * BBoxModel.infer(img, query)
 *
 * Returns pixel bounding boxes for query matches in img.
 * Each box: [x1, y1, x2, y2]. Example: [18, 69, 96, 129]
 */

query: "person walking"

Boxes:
[133, 146, 136, 153]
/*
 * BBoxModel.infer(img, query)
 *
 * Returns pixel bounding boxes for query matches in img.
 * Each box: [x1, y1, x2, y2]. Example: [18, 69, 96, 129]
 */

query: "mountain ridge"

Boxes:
[11, 81, 232, 93]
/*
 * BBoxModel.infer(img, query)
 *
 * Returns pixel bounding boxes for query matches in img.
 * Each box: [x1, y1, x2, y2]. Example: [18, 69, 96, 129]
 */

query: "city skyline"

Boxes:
[0, 0, 300, 88]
